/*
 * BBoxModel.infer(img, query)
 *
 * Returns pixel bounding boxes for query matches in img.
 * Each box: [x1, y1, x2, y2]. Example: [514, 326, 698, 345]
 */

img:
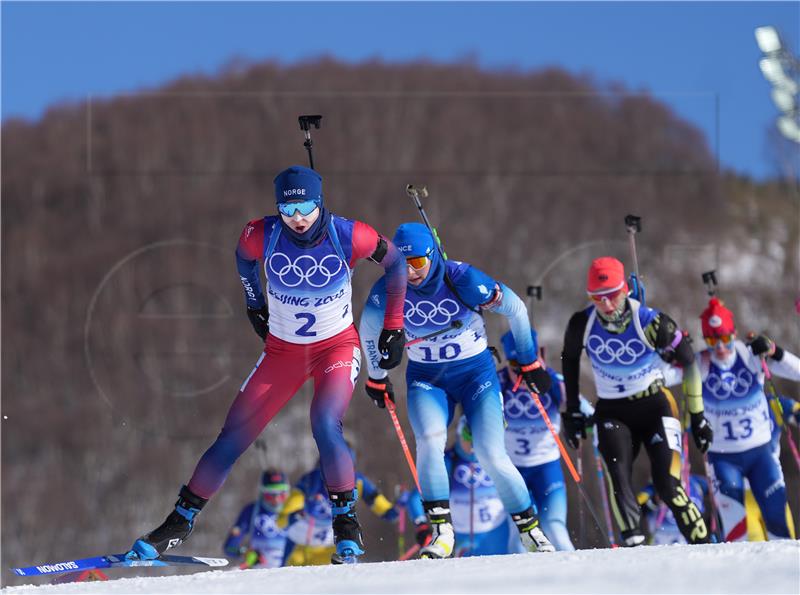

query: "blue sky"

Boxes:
[2, 1, 798, 179]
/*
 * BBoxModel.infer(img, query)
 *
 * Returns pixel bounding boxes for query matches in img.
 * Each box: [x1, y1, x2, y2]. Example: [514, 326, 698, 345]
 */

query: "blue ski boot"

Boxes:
[329, 490, 365, 565]
[127, 485, 208, 560]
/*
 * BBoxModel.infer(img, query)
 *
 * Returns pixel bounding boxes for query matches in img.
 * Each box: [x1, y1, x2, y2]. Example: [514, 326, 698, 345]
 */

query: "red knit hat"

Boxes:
[587, 257, 628, 295]
[700, 297, 736, 337]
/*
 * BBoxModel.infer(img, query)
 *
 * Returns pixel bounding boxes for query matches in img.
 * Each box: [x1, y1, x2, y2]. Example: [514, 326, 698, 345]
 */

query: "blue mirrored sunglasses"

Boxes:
[278, 199, 320, 217]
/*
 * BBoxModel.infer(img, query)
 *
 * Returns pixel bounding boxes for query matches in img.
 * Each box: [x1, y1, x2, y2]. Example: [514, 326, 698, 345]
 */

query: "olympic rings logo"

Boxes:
[268, 252, 344, 288]
[503, 390, 552, 420]
[254, 514, 282, 538]
[587, 335, 647, 365]
[705, 369, 754, 400]
[405, 298, 460, 327]
[453, 464, 494, 488]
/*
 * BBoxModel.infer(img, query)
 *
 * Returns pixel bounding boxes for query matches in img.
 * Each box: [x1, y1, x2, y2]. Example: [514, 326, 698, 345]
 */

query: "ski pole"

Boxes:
[298, 115, 322, 170]
[576, 441, 586, 548]
[468, 461, 475, 556]
[589, 427, 617, 548]
[405, 320, 463, 347]
[406, 184, 448, 261]
[385, 394, 421, 492]
[397, 491, 407, 558]
[702, 455, 721, 541]
[624, 214, 645, 304]
[761, 356, 800, 470]
[512, 375, 613, 547]
[526, 285, 542, 321]
[399, 543, 421, 560]
[702, 270, 718, 297]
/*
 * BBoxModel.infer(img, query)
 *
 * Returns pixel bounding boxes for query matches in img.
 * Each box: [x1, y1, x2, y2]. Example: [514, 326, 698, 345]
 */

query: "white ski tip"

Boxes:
[192, 557, 229, 567]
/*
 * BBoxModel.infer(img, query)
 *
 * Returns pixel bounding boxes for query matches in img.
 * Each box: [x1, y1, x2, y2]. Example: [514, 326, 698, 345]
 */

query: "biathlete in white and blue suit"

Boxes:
[359, 222, 555, 558]
[498, 329, 594, 551]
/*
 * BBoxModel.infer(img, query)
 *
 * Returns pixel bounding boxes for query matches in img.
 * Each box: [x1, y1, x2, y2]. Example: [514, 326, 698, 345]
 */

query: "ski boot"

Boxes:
[127, 485, 208, 560]
[621, 529, 645, 547]
[419, 500, 455, 559]
[330, 490, 365, 565]
[512, 508, 555, 553]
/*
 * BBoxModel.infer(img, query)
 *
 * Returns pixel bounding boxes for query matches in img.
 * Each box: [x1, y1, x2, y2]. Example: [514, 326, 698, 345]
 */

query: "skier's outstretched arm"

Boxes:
[747, 336, 800, 381]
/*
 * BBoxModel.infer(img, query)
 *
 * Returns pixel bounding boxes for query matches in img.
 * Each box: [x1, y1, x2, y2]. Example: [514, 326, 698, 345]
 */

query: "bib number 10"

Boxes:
[419, 343, 461, 362]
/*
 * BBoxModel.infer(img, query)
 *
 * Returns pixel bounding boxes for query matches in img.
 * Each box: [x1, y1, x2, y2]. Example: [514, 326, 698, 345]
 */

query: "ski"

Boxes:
[12, 553, 228, 577]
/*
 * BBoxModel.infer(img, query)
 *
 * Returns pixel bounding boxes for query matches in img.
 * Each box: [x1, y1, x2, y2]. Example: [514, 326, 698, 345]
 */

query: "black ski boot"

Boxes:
[329, 490, 365, 564]
[127, 485, 208, 560]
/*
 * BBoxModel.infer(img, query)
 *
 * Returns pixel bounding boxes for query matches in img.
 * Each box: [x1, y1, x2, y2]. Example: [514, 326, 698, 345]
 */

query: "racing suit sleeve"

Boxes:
[351, 221, 406, 330]
[235, 219, 266, 309]
[358, 278, 390, 380]
[645, 312, 703, 414]
[562, 310, 590, 412]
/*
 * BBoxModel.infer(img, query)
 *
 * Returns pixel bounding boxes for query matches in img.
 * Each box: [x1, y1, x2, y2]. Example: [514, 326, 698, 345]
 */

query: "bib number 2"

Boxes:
[295, 313, 317, 337]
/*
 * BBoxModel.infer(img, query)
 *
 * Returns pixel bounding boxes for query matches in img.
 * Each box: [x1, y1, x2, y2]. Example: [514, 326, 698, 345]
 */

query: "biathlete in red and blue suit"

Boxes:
[128, 165, 407, 564]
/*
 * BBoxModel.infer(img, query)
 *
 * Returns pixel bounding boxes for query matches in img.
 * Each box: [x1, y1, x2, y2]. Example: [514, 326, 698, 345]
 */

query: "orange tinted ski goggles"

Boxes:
[704, 334, 734, 347]
[588, 287, 626, 303]
[406, 255, 430, 270]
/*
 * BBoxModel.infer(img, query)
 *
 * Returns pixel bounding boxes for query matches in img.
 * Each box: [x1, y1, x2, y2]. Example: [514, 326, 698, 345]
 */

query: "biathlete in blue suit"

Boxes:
[359, 222, 555, 558]
[498, 329, 594, 551]
[223, 470, 290, 568]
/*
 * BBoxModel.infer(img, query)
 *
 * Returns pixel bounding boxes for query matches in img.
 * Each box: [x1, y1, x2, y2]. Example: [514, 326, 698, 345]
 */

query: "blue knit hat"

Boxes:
[501, 328, 538, 363]
[392, 222, 436, 258]
[273, 165, 323, 204]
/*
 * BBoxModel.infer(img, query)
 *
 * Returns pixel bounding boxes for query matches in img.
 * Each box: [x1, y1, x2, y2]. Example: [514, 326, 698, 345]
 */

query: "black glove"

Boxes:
[690, 412, 713, 454]
[378, 328, 406, 370]
[365, 376, 394, 409]
[415, 522, 433, 547]
[747, 333, 775, 358]
[520, 361, 552, 395]
[246, 305, 269, 341]
[562, 409, 588, 449]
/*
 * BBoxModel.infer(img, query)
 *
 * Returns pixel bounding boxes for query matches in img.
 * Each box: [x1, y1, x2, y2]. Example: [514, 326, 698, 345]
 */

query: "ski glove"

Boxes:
[690, 412, 713, 454]
[520, 361, 552, 395]
[562, 409, 588, 449]
[246, 305, 269, 341]
[242, 549, 264, 568]
[366, 377, 395, 408]
[378, 328, 406, 370]
[747, 333, 777, 358]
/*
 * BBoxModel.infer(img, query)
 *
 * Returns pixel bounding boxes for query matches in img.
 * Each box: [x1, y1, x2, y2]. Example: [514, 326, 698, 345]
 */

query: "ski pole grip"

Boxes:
[624, 214, 642, 233]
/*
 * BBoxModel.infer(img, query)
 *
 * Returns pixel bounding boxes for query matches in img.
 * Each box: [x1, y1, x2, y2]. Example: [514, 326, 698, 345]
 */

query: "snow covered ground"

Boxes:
[4, 541, 799, 594]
